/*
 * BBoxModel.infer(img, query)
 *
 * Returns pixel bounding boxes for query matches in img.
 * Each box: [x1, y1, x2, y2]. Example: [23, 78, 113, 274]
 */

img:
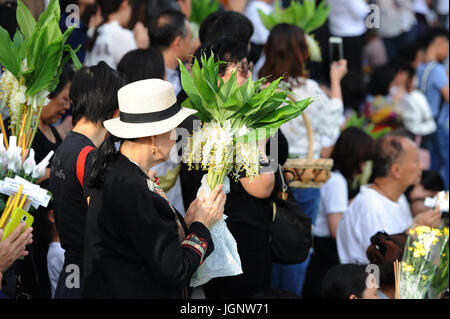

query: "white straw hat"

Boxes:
[104, 79, 197, 139]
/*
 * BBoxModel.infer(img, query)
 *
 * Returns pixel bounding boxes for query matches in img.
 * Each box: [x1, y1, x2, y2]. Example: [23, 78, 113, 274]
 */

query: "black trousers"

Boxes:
[302, 236, 340, 299]
[203, 223, 272, 299]
[342, 35, 364, 72]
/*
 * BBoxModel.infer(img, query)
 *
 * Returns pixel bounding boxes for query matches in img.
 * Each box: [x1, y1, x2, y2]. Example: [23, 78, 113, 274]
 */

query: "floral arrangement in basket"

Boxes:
[0, 0, 81, 236]
[180, 52, 311, 286]
[258, 0, 331, 62]
[397, 225, 449, 299]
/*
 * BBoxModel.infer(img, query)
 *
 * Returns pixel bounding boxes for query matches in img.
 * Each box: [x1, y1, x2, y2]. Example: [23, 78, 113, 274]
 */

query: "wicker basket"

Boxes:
[282, 94, 333, 188]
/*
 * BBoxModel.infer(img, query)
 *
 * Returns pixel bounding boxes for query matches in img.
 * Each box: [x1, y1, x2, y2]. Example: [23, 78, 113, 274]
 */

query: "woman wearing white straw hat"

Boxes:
[82, 79, 226, 298]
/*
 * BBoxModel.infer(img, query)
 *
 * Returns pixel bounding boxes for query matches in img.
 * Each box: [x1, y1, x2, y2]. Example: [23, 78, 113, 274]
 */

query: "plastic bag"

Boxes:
[190, 175, 243, 287]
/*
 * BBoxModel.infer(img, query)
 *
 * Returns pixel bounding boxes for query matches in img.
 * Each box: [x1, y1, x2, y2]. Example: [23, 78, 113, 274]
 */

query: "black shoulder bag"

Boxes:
[269, 165, 312, 264]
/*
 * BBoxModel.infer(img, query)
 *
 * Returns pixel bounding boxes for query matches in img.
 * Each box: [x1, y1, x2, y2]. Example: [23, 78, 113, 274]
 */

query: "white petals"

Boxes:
[305, 34, 322, 62]
[183, 120, 261, 180]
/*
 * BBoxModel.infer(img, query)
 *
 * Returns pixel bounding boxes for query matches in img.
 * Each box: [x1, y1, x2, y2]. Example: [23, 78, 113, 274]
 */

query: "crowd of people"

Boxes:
[0, 0, 448, 300]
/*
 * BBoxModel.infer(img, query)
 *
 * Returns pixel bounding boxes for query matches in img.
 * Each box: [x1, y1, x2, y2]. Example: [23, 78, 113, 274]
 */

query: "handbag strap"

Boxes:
[279, 164, 288, 193]
[287, 93, 314, 160]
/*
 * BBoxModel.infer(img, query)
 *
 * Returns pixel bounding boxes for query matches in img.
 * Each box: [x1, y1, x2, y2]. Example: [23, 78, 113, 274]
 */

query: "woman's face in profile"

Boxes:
[155, 129, 177, 162]
[221, 59, 253, 87]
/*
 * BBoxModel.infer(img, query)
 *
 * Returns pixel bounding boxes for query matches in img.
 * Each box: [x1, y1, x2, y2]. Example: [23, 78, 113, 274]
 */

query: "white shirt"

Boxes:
[314, 171, 348, 238]
[377, 0, 417, 38]
[245, 0, 273, 45]
[85, 21, 137, 70]
[47, 242, 65, 298]
[328, 0, 369, 37]
[437, 0, 449, 15]
[166, 68, 182, 96]
[336, 185, 413, 265]
[280, 78, 344, 159]
[401, 90, 437, 136]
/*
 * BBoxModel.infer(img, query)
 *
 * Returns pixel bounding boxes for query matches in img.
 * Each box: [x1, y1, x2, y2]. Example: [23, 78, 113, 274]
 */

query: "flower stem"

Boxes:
[27, 104, 43, 149]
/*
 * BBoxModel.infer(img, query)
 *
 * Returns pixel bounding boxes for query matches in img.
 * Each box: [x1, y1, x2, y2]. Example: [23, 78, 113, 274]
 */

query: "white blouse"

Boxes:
[280, 78, 344, 159]
[85, 21, 137, 70]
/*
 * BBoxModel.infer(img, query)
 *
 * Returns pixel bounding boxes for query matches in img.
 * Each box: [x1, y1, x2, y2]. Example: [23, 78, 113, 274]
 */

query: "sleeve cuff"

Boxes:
[182, 222, 214, 264]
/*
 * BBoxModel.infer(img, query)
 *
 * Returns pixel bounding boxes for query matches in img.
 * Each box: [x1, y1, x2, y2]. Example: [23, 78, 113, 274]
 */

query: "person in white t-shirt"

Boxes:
[85, 0, 149, 70]
[302, 127, 375, 299]
[337, 134, 442, 265]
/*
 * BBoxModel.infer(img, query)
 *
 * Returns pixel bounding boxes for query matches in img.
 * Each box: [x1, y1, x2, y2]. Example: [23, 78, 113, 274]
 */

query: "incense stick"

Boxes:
[394, 260, 401, 299]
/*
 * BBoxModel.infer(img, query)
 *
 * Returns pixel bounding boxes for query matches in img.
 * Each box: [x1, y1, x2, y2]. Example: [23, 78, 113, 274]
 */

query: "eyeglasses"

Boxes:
[237, 61, 253, 78]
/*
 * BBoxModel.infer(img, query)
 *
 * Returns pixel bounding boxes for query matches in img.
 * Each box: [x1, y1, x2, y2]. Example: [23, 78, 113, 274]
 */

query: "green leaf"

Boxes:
[13, 31, 24, 50]
[0, 27, 21, 76]
[304, 1, 330, 33]
[17, 0, 36, 39]
[26, 41, 63, 96]
[190, 0, 220, 25]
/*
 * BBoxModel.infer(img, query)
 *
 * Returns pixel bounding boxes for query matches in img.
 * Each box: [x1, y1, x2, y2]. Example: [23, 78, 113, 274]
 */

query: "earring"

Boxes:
[152, 147, 156, 155]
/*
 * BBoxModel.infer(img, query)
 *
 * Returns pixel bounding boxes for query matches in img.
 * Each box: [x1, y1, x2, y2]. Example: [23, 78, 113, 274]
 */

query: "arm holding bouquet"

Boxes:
[180, 52, 311, 286]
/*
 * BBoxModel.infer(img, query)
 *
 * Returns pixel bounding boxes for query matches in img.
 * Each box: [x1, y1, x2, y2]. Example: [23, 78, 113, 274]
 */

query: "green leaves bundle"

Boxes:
[190, 0, 221, 26]
[180, 53, 311, 190]
[258, 0, 331, 61]
[0, 0, 81, 147]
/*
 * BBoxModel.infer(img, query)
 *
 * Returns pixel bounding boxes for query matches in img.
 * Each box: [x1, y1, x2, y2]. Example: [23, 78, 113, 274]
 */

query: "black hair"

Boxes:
[397, 42, 422, 67]
[49, 66, 75, 99]
[420, 170, 445, 192]
[194, 37, 249, 76]
[367, 64, 398, 96]
[70, 61, 125, 125]
[199, 11, 254, 45]
[86, 0, 130, 52]
[371, 135, 406, 179]
[117, 48, 165, 83]
[321, 264, 370, 299]
[148, 9, 188, 50]
[366, 232, 407, 290]
[423, 27, 449, 49]
[389, 59, 416, 79]
[0, 1, 18, 39]
[90, 134, 121, 188]
[146, 0, 180, 24]
[341, 70, 367, 112]
[331, 127, 375, 198]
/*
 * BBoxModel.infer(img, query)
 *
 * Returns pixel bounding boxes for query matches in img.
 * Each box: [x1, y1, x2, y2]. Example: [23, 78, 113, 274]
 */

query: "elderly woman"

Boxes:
[82, 79, 226, 298]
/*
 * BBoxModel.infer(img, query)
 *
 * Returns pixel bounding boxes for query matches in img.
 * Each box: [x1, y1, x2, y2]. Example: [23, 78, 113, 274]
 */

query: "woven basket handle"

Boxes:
[288, 94, 314, 160]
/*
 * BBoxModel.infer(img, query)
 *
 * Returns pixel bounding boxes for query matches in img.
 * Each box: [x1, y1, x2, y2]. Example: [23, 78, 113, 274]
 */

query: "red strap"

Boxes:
[76, 146, 95, 187]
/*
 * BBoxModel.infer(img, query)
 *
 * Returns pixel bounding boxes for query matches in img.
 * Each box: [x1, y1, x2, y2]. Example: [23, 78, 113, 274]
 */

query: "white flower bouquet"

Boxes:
[258, 0, 331, 62]
[180, 52, 311, 286]
[0, 0, 80, 231]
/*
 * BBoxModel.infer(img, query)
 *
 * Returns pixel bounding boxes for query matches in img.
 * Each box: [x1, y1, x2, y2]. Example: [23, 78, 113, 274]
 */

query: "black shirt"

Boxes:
[49, 131, 96, 269]
[82, 153, 213, 299]
[33, 126, 63, 164]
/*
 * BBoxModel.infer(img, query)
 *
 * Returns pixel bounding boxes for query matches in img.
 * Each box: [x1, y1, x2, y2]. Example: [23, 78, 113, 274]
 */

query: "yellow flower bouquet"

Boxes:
[400, 225, 449, 299]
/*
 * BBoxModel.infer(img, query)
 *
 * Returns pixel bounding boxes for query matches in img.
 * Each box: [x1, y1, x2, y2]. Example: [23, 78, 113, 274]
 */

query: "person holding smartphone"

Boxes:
[260, 23, 347, 297]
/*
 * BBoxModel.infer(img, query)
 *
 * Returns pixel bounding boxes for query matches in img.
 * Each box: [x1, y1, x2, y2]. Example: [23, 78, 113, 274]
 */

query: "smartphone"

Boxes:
[1, 208, 34, 241]
[329, 37, 343, 64]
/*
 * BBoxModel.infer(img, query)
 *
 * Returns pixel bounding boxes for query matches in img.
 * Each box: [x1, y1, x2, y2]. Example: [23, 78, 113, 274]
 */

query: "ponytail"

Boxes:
[90, 134, 122, 188]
